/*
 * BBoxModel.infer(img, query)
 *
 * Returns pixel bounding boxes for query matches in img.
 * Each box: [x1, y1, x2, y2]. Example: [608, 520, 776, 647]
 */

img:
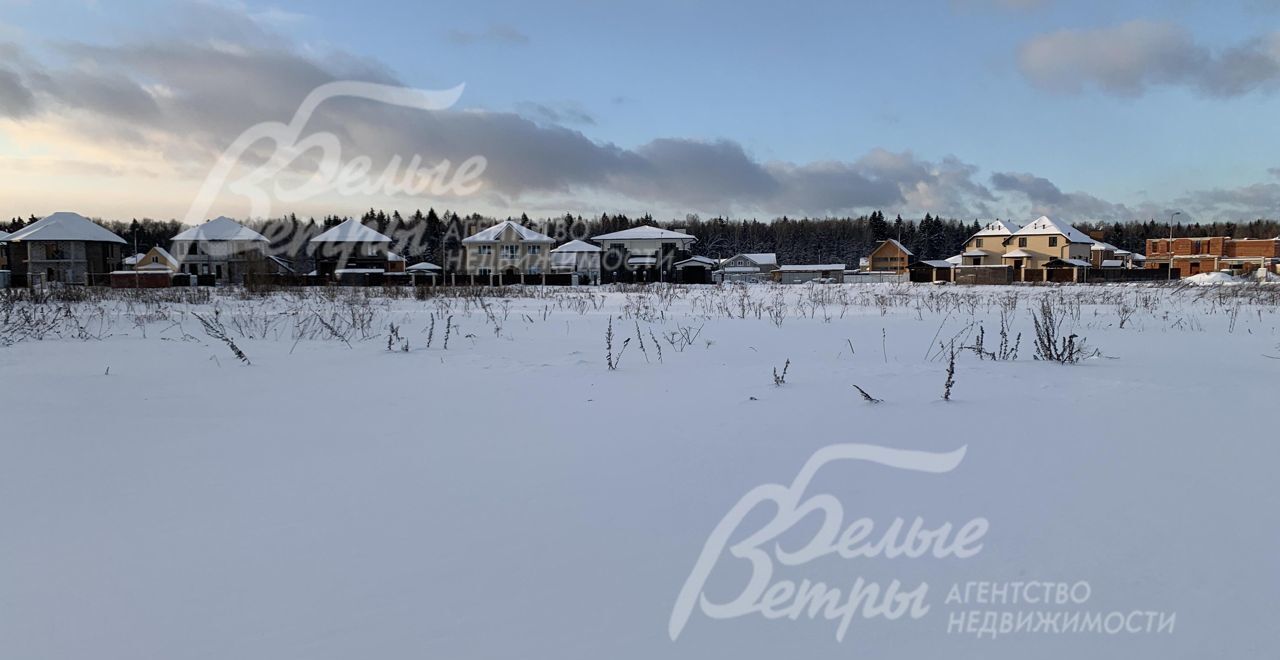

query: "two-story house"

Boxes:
[958, 219, 1024, 266]
[461, 220, 555, 276]
[1001, 216, 1093, 271]
[3, 212, 126, 285]
[591, 225, 696, 278]
[170, 216, 272, 283]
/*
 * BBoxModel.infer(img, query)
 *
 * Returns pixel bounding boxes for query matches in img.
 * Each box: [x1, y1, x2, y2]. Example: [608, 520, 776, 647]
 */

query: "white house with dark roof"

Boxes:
[4, 212, 126, 285]
[461, 220, 555, 277]
[170, 216, 272, 282]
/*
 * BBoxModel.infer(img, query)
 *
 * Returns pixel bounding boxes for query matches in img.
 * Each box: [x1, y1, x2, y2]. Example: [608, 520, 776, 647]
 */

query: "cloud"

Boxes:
[445, 24, 529, 47]
[1018, 20, 1280, 97]
[0, 66, 36, 117]
[991, 171, 1133, 218]
[515, 101, 596, 126]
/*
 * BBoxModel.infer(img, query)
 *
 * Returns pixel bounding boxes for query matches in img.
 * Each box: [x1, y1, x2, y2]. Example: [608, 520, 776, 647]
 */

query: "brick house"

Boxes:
[1144, 237, 1280, 276]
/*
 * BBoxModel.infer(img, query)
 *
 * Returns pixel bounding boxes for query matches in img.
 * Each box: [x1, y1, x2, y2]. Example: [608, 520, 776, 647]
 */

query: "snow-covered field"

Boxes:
[1, 282, 1276, 659]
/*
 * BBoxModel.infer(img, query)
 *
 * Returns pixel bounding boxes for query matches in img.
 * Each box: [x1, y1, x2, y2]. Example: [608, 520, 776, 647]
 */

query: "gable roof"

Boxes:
[873, 238, 914, 257]
[967, 219, 1025, 240]
[406, 261, 442, 271]
[6, 212, 127, 244]
[736, 252, 778, 266]
[592, 225, 697, 242]
[915, 259, 954, 269]
[0, 230, 9, 242]
[1007, 216, 1092, 244]
[310, 218, 393, 244]
[148, 246, 178, 264]
[461, 220, 555, 244]
[550, 239, 601, 253]
[674, 255, 718, 267]
[172, 216, 268, 243]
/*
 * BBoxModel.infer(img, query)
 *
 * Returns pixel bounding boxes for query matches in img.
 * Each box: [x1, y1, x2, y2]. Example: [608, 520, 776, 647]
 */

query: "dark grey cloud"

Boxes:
[991, 171, 1133, 219]
[0, 66, 35, 117]
[515, 101, 596, 126]
[446, 24, 529, 47]
[1018, 21, 1280, 97]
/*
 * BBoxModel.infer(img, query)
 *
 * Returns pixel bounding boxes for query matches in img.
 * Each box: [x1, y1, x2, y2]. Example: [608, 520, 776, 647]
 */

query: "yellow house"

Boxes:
[866, 239, 913, 273]
[958, 219, 1024, 266]
[1000, 216, 1093, 270]
[135, 246, 180, 271]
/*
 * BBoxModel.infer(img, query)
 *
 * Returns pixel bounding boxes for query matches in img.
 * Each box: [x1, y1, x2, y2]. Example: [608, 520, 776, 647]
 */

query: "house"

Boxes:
[591, 225, 696, 280]
[959, 219, 1024, 266]
[549, 239, 602, 282]
[772, 264, 846, 284]
[386, 252, 407, 274]
[1144, 236, 1280, 276]
[866, 239, 913, 273]
[461, 220, 555, 279]
[718, 253, 778, 282]
[1089, 240, 1140, 268]
[309, 218, 396, 277]
[171, 216, 274, 283]
[121, 253, 145, 268]
[3, 212, 126, 285]
[1001, 216, 1093, 273]
[0, 230, 9, 270]
[673, 255, 718, 284]
[134, 246, 180, 272]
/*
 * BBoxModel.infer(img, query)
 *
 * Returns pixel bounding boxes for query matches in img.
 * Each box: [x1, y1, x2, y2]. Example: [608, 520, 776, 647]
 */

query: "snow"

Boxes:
[1100, 259, 1125, 268]
[461, 220, 555, 243]
[967, 219, 1025, 239]
[171, 216, 268, 243]
[1183, 270, 1280, 285]
[777, 264, 845, 271]
[551, 239, 602, 253]
[674, 256, 717, 267]
[405, 262, 441, 271]
[310, 218, 393, 244]
[734, 253, 778, 266]
[592, 225, 696, 242]
[1010, 216, 1094, 244]
[5, 211, 127, 244]
[1, 284, 1277, 658]
[916, 260, 954, 268]
[1002, 248, 1034, 258]
[0, 229, 9, 242]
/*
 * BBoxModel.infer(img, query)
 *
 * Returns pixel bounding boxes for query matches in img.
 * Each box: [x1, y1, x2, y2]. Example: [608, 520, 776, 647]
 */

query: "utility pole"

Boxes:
[1167, 211, 1181, 281]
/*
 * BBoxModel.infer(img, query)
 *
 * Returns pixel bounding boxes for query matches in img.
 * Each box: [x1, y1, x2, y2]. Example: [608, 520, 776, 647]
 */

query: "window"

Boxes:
[529, 266, 541, 275]
[477, 245, 493, 255]
[501, 245, 519, 259]
[1048, 237, 1058, 247]
[975, 238, 983, 248]
[152, 256, 160, 264]
[477, 268, 491, 276]
[366, 244, 379, 257]
[527, 245, 542, 255]
[187, 243, 199, 256]
[1018, 237, 1028, 248]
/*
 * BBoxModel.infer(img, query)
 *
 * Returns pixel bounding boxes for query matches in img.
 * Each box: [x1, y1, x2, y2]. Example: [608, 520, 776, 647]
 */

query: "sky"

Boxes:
[1, 0, 1280, 225]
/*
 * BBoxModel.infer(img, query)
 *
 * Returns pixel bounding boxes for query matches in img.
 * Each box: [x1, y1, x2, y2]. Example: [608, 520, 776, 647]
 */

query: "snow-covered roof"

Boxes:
[1047, 258, 1092, 268]
[1131, 253, 1147, 261]
[592, 225, 696, 242]
[334, 268, 386, 275]
[674, 255, 717, 267]
[961, 249, 995, 257]
[876, 238, 914, 256]
[0, 230, 9, 242]
[1100, 259, 1125, 268]
[310, 219, 393, 244]
[627, 256, 658, 266]
[122, 253, 145, 265]
[1008, 216, 1092, 244]
[406, 262, 441, 271]
[916, 260, 954, 268]
[722, 266, 762, 273]
[944, 254, 963, 265]
[550, 239, 601, 253]
[1002, 249, 1034, 258]
[136, 262, 174, 272]
[462, 220, 555, 244]
[6, 212, 126, 244]
[777, 264, 846, 271]
[387, 251, 406, 262]
[150, 246, 178, 264]
[1090, 240, 1119, 252]
[171, 216, 268, 243]
[968, 219, 1025, 240]
[736, 252, 778, 266]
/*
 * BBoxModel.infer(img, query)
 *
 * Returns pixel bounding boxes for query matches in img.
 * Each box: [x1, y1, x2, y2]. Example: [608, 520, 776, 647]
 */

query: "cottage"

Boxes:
[170, 216, 272, 282]
[309, 219, 396, 277]
[134, 246, 180, 272]
[959, 219, 1024, 266]
[1001, 216, 1093, 273]
[461, 220, 555, 279]
[550, 239, 603, 282]
[866, 239, 913, 273]
[592, 225, 696, 279]
[673, 255, 718, 284]
[773, 264, 846, 284]
[3, 212, 126, 285]
[718, 253, 778, 282]
[909, 260, 954, 283]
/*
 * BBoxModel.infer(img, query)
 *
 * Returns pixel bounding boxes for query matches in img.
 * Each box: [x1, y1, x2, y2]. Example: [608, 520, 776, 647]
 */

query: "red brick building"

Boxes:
[1144, 237, 1280, 276]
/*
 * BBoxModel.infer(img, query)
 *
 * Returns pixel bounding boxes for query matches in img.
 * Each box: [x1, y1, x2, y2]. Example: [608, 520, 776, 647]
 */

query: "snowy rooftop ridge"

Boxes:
[879, 238, 914, 256]
[592, 225, 697, 242]
[310, 219, 393, 244]
[968, 219, 1025, 239]
[6, 212, 127, 244]
[1008, 216, 1093, 243]
[462, 220, 555, 244]
[172, 217, 268, 243]
[0, 229, 9, 242]
[737, 253, 778, 265]
[550, 239, 601, 253]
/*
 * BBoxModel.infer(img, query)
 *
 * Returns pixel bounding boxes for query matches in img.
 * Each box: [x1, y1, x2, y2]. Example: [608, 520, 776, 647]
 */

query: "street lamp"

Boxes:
[1167, 211, 1182, 281]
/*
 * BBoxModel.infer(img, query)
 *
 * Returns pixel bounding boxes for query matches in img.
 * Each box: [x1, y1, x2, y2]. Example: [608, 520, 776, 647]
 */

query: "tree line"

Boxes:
[7, 211, 1280, 266]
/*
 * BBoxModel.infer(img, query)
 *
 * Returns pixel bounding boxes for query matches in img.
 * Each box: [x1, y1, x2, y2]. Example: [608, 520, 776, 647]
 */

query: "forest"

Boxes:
[6, 210, 1280, 267]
